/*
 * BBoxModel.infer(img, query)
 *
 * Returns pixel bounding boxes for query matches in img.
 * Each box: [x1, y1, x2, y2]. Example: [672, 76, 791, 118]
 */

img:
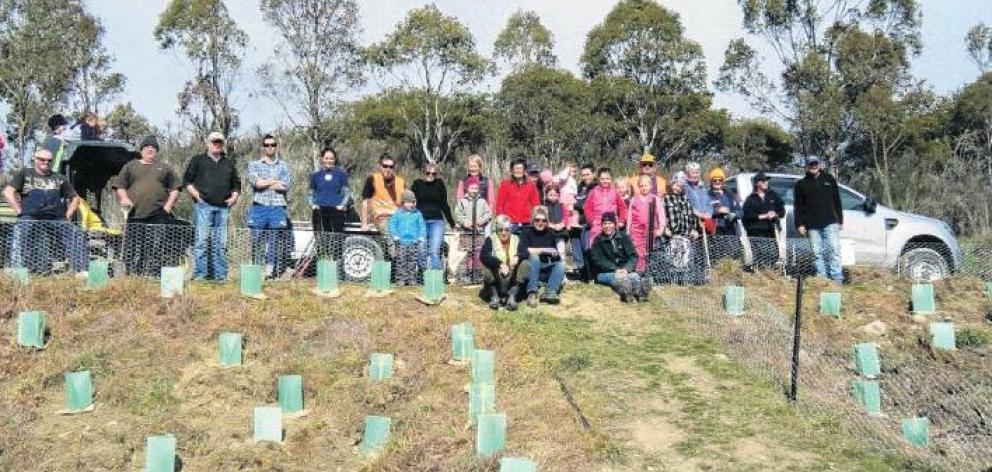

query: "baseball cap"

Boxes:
[206, 131, 226, 143]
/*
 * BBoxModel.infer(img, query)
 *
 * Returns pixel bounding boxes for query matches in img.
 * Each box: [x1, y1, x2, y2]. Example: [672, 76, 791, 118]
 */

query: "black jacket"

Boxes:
[742, 190, 786, 234]
[793, 172, 843, 230]
[182, 153, 241, 207]
[590, 230, 638, 274]
[517, 226, 559, 261]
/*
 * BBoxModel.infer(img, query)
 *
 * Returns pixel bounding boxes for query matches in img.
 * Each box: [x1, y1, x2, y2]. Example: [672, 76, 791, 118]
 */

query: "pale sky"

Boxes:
[83, 0, 992, 133]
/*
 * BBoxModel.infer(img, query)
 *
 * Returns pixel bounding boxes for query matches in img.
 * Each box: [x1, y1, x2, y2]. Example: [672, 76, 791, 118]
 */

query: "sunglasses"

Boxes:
[640, 162, 654, 167]
[533, 218, 548, 223]
[381, 164, 395, 169]
[712, 179, 724, 183]
[426, 171, 438, 176]
[210, 139, 224, 145]
[34, 156, 52, 162]
[262, 143, 278, 148]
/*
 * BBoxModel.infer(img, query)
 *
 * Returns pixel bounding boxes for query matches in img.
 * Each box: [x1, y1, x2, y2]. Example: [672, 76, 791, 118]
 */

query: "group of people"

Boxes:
[2, 119, 846, 303]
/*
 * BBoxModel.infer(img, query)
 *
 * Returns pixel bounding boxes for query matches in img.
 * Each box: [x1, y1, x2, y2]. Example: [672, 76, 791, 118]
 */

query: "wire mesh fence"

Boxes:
[2, 220, 991, 469]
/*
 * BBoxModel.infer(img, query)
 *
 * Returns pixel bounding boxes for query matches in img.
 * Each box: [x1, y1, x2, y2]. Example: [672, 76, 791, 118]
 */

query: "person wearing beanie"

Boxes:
[388, 189, 426, 286]
[112, 133, 182, 276]
[590, 211, 649, 303]
[183, 131, 241, 281]
[707, 167, 741, 237]
[515, 205, 566, 307]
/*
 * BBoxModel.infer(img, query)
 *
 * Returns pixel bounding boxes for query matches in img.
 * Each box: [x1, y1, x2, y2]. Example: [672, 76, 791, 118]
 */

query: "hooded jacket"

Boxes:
[590, 229, 638, 274]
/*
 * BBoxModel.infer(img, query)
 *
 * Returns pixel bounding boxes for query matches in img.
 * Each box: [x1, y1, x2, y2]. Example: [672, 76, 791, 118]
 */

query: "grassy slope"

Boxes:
[0, 273, 948, 471]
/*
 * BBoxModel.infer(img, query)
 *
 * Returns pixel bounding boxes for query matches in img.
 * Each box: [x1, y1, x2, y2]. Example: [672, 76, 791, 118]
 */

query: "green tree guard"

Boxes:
[278, 375, 304, 413]
[911, 283, 935, 314]
[451, 322, 475, 362]
[5, 267, 29, 285]
[469, 383, 496, 425]
[144, 434, 177, 472]
[929, 322, 956, 350]
[723, 285, 746, 316]
[500, 457, 537, 472]
[369, 353, 394, 380]
[853, 343, 881, 379]
[218, 333, 243, 367]
[86, 260, 109, 290]
[360, 415, 391, 456]
[316, 260, 339, 295]
[370, 260, 392, 292]
[819, 292, 842, 317]
[423, 269, 445, 302]
[476, 413, 507, 457]
[253, 406, 283, 443]
[471, 350, 495, 385]
[851, 379, 881, 415]
[240, 264, 264, 298]
[986, 282, 992, 299]
[17, 311, 45, 348]
[65, 371, 93, 411]
[160, 266, 184, 298]
[901, 417, 929, 447]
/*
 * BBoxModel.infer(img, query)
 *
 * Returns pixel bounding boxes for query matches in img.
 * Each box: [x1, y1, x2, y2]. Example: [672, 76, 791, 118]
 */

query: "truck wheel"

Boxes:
[898, 247, 949, 282]
[342, 235, 383, 281]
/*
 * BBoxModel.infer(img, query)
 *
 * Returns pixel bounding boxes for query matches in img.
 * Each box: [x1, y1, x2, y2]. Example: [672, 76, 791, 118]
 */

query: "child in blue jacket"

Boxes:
[388, 190, 427, 285]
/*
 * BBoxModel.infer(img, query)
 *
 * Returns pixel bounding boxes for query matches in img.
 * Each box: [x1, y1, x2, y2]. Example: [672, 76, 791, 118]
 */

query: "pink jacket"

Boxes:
[584, 185, 627, 226]
[627, 194, 665, 236]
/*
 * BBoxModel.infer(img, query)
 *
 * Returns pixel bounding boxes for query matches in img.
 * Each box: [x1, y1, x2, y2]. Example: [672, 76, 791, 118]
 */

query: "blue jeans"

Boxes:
[523, 255, 565, 296]
[193, 203, 230, 280]
[595, 270, 642, 292]
[420, 219, 445, 270]
[570, 227, 589, 270]
[247, 205, 288, 271]
[809, 224, 843, 282]
[12, 218, 87, 273]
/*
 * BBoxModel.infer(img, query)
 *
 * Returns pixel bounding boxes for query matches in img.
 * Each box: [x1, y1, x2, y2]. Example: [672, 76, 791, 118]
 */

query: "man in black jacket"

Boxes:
[183, 131, 241, 281]
[515, 206, 566, 307]
[793, 156, 844, 282]
[590, 212, 649, 303]
[742, 172, 786, 269]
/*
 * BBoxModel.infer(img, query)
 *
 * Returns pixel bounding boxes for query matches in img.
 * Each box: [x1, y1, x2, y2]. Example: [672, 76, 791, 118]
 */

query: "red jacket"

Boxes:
[495, 178, 540, 224]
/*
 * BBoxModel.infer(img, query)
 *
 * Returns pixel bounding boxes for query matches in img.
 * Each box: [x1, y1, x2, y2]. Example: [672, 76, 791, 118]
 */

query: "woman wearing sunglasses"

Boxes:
[411, 163, 456, 271]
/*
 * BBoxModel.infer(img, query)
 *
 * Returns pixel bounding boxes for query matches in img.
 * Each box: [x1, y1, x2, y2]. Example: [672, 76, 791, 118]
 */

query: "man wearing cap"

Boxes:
[183, 131, 241, 281]
[360, 153, 405, 234]
[742, 172, 785, 268]
[246, 134, 292, 278]
[113, 135, 183, 275]
[684, 162, 712, 225]
[590, 212, 649, 303]
[3, 149, 87, 276]
[794, 156, 844, 282]
[627, 153, 667, 197]
[707, 168, 741, 236]
[495, 157, 540, 231]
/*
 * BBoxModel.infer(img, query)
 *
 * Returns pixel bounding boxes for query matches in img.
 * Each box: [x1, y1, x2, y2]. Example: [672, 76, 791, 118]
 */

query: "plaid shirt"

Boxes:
[247, 157, 291, 207]
[665, 191, 696, 236]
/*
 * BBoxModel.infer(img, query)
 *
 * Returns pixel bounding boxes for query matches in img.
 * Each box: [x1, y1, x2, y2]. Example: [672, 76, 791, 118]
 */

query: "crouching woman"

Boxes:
[479, 215, 521, 311]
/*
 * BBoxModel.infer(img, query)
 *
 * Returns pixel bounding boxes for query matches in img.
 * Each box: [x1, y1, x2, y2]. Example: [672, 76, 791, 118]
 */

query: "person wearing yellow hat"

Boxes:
[627, 153, 667, 198]
[707, 167, 741, 236]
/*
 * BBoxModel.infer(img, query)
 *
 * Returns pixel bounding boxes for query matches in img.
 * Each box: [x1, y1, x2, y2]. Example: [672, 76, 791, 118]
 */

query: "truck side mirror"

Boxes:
[863, 196, 877, 214]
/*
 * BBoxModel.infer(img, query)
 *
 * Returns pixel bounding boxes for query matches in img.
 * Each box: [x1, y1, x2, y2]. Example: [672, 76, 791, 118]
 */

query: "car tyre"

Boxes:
[898, 247, 950, 282]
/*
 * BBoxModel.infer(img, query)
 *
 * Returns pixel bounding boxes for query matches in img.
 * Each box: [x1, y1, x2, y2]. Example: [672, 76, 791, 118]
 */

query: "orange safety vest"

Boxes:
[371, 172, 405, 221]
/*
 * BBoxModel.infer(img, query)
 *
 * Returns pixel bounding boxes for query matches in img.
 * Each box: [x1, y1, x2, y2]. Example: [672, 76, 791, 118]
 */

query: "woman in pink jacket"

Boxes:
[627, 174, 666, 272]
[583, 167, 627, 246]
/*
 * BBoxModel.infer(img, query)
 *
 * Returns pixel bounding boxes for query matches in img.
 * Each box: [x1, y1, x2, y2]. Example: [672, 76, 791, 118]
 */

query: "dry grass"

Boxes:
[0, 271, 956, 471]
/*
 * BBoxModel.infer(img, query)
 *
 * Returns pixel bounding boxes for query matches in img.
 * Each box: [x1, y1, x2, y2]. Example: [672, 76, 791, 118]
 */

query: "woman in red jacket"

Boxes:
[495, 156, 539, 232]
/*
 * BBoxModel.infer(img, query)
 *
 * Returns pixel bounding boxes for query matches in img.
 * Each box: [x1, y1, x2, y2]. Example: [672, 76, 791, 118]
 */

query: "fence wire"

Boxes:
[3, 220, 992, 469]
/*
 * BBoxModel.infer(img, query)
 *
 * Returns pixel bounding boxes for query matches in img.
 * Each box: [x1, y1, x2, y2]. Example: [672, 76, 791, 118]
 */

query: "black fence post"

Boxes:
[788, 274, 804, 403]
